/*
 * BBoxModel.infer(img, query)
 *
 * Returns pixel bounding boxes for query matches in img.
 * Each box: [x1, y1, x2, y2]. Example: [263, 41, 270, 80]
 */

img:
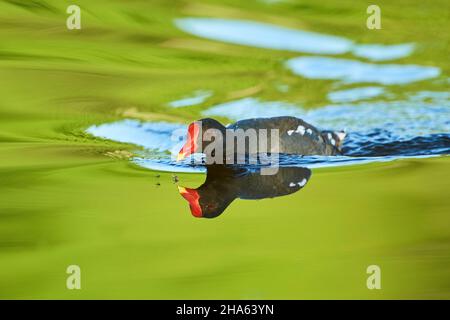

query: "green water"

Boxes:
[0, 0, 449, 299]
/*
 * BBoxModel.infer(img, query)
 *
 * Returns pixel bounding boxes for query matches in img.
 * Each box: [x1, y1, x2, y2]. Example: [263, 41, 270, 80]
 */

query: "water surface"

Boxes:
[1, 0, 449, 299]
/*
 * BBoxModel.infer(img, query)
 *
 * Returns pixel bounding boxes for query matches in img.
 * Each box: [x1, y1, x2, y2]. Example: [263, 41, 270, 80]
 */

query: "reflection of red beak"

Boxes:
[177, 122, 200, 161]
[178, 186, 202, 217]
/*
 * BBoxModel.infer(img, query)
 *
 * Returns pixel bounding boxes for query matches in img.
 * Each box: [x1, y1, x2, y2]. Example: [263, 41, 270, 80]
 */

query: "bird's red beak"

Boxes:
[178, 186, 202, 217]
[177, 122, 200, 161]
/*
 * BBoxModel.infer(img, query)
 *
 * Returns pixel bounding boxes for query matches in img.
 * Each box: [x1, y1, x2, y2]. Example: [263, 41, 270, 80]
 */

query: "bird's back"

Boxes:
[227, 116, 340, 155]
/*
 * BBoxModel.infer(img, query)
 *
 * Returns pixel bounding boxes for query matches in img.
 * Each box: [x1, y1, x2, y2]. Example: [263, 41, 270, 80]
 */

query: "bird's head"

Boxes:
[176, 118, 225, 161]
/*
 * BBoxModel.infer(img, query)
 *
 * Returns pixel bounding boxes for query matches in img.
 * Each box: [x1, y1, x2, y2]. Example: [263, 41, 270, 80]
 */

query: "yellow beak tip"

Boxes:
[177, 186, 186, 193]
[176, 153, 185, 162]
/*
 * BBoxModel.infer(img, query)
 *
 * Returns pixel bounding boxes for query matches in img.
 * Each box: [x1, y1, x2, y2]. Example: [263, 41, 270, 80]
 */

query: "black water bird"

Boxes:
[177, 165, 312, 218]
[176, 116, 346, 162]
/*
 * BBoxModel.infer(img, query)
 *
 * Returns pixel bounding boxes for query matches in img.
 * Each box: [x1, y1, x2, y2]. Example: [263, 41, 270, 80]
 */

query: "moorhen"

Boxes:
[178, 165, 312, 218]
[176, 116, 346, 162]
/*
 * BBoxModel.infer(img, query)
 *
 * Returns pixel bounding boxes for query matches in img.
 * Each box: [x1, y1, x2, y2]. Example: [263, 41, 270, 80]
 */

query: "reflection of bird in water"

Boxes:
[178, 165, 311, 218]
[176, 116, 346, 162]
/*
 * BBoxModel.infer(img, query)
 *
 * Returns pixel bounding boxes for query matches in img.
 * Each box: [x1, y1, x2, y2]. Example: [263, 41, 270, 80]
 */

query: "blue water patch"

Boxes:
[202, 98, 301, 119]
[352, 43, 415, 61]
[175, 18, 354, 55]
[202, 97, 450, 139]
[168, 90, 212, 108]
[285, 57, 440, 85]
[327, 87, 385, 103]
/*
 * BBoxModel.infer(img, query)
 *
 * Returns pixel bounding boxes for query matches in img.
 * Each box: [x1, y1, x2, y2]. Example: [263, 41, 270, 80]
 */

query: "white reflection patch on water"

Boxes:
[87, 119, 186, 152]
[175, 18, 354, 54]
[352, 43, 415, 61]
[175, 18, 417, 61]
[285, 57, 440, 85]
[168, 90, 212, 108]
[327, 87, 385, 103]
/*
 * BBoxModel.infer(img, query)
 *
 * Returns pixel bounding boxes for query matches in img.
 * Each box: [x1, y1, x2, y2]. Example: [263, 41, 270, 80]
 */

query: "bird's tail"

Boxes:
[334, 130, 347, 148]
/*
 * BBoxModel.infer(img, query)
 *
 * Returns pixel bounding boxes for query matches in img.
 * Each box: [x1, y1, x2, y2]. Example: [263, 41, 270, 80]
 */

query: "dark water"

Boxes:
[344, 130, 450, 157]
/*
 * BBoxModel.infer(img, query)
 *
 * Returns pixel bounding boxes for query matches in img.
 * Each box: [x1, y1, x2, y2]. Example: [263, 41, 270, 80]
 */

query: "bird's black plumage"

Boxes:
[179, 117, 345, 163]
[227, 116, 343, 155]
